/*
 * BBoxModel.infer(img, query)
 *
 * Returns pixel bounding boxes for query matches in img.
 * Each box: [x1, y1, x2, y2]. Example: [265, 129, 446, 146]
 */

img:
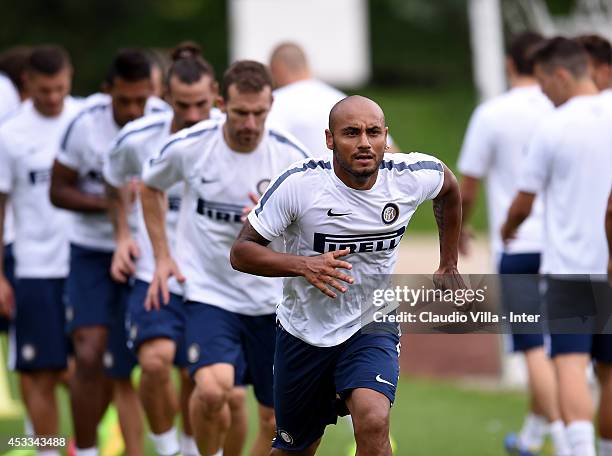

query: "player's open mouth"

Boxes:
[353, 154, 374, 164]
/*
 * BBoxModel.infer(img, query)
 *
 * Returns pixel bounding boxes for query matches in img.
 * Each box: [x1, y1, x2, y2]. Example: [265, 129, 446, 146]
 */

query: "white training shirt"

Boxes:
[248, 152, 445, 347]
[143, 119, 309, 315]
[104, 108, 224, 294]
[0, 73, 21, 247]
[0, 73, 20, 122]
[518, 94, 612, 276]
[58, 93, 169, 251]
[458, 85, 553, 257]
[267, 79, 395, 156]
[0, 97, 83, 278]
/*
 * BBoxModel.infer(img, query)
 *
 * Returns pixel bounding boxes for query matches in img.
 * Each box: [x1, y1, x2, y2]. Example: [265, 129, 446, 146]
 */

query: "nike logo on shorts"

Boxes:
[375, 374, 395, 387]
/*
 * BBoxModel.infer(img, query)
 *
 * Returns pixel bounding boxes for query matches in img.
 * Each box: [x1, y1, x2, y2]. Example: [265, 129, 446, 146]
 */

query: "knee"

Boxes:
[228, 387, 246, 412]
[139, 346, 173, 381]
[74, 339, 105, 374]
[354, 408, 390, 440]
[192, 381, 230, 414]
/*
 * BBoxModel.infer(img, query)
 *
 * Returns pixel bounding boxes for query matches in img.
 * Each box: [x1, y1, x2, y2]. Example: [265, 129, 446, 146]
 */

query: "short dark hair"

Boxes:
[507, 31, 544, 75]
[531, 36, 589, 78]
[221, 60, 272, 100]
[167, 41, 215, 85]
[0, 46, 31, 91]
[575, 34, 612, 66]
[105, 49, 151, 86]
[27, 45, 71, 76]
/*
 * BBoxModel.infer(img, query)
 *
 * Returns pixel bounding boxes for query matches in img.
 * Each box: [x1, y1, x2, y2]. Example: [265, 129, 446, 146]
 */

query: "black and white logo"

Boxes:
[256, 179, 271, 196]
[381, 203, 399, 225]
[278, 430, 294, 445]
[313, 226, 406, 254]
[327, 209, 351, 217]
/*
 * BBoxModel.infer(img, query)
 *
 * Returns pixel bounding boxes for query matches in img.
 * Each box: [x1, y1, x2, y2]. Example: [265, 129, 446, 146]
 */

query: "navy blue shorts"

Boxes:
[272, 323, 401, 452]
[546, 277, 612, 361]
[66, 244, 137, 378]
[499, 252, 544, 352]
[127, 279, 188, 367]
[11, 278, 68, 371]
[0, 243, 15, 332]
[184, 301, 275, 406]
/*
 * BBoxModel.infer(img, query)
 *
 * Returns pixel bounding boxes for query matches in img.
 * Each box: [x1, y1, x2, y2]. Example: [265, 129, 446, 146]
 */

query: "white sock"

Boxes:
[549, 420, 571, 456]
[76, 448, 98, 456]
[24, 415, 34, 437]
[212, 449, 223, 456]
[180, 433, 200, 456]
[599, 438, 612, 456]
[566, 421, 595, 456]
[37, 450, 60, 456]
[518, 413, 547, 450]
[150, 427, 180, 456]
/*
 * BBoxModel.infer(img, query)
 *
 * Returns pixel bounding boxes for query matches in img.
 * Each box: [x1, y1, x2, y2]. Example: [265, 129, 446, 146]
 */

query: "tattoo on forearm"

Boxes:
[433, 197, 445, 245]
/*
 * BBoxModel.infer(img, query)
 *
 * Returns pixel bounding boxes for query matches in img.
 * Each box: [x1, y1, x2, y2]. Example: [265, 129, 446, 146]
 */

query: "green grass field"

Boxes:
[0, 363, 533, 455]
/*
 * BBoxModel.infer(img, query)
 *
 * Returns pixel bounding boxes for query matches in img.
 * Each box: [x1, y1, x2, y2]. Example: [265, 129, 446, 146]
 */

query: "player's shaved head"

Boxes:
[328, 95, 385, 132]
[270, 42, 308, 73]
[269, 42, 310, 88]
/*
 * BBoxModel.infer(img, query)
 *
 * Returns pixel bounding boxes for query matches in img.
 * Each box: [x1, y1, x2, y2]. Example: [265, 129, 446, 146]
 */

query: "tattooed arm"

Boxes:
[433, 165, 462, 274]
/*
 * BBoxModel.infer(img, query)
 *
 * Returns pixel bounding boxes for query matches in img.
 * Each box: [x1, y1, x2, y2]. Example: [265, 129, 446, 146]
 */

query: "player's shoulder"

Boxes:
[159, 118, 221, 157]
[274, 156, 333, 186]
[145, 96, 170, 114]
[266, 124, 311, 159]
[379, 152, 443, 174]
[70, 93, 111, 126]
[114, 111, 171, 149]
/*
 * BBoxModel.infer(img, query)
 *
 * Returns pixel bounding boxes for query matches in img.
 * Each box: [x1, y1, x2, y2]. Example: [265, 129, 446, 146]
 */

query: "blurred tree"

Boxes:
[0, 0, 227, 95]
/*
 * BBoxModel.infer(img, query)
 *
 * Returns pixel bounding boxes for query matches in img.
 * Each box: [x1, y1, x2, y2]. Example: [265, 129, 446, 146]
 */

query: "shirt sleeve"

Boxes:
[247, 166, 301, 241]
[141, 139, 186, 191]
[517, 126, 553, 194]
[404, 152, 445, 203]
[0, 134, 14, 194]
[104, 136, 138, 188]
[457, 105, 494, 178]
[57, 114, 85, 170]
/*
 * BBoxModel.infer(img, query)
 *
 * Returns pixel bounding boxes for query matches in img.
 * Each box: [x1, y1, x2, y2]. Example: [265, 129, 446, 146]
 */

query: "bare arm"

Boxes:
[106, 181, 139, 282]
[141, 183, 184, 309]
[500, 192, 535, 243]
[230, 222, 354, 299]
[49, 160, 108, 212]
[0, 193, 14, 317]
[433, 165, 462, 272]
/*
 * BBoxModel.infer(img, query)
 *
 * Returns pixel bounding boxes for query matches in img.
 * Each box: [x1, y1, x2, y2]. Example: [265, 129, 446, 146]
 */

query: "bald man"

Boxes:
[232, 96, 462, 455]
[267, 42, 399, 156]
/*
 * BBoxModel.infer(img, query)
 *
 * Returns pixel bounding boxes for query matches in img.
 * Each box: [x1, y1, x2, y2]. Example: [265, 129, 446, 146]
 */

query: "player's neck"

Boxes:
[570, 79, 599, 99]
[33, 100, 64, 118]
[510, 75, 537, 88]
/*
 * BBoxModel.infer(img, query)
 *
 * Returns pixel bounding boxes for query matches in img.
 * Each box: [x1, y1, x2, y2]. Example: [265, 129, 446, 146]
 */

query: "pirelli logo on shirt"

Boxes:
[313, 226, 406, 254]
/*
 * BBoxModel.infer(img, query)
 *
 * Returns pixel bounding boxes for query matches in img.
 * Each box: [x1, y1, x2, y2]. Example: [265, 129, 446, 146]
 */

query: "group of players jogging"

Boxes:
[0, 30, 610, 456]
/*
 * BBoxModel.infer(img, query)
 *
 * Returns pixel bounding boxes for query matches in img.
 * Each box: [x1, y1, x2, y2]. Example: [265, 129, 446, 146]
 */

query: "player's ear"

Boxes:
[217, 96, 226, 113]
[325, 128, 334, 151]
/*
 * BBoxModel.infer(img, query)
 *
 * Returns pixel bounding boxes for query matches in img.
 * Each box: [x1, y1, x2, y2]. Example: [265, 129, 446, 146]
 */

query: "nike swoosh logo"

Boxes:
[327, 209, 352, 217]
[201, 177, 219, 184]
[375, 374, 394, 387]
